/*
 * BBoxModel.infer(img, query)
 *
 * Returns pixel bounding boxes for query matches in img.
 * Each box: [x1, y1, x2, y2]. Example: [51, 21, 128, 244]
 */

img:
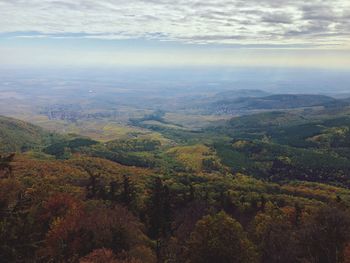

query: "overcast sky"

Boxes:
[0, 0, 350, 68]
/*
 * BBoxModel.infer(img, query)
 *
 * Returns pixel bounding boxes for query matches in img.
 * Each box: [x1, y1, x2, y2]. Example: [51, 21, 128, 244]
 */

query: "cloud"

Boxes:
[0, 0, 349, 47]
[261, 12, 293, 24]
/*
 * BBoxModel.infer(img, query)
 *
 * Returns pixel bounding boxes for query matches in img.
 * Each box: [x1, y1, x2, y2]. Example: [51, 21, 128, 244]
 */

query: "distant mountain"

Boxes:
[212, 89, 271, 100]
[180, 89, 271, 111]
[209, 94, 347, 114]
[0, 115, 58, 152]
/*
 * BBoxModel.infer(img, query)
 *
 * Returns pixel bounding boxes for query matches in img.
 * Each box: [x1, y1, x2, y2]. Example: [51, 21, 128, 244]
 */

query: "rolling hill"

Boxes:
[209, 106, 350, 187]
[0, 115, 59, 152]
[2, 105, 350, 262]
[208, 94, 347, 114]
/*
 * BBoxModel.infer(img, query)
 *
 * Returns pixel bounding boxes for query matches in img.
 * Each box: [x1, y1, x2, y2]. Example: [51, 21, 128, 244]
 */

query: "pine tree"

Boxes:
[148, 177, 164, 239]
[86, 175, 97, 199]
[148, 177, 172, 239]
[121, 175, 134, 206]
[109, 181, 118, 202]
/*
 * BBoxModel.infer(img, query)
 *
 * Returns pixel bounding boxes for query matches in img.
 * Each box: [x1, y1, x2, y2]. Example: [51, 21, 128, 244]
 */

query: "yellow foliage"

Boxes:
[167, 144, 214, 172]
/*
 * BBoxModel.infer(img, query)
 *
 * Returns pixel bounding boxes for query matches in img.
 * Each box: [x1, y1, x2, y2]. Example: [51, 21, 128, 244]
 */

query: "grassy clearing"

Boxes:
[166, 144, 215, 172]
[164, 112, 230, 129]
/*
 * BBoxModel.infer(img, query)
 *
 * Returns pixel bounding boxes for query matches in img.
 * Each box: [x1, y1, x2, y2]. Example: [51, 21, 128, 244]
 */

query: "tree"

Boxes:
[251, 204, 298, 263]
[41, 200, 154, 262]
[79, 248, 145, 263]
[0, 178, 40, 262]
[298, 206, 350, 263]
[80, 248, 119, 263]
[343, 243, 350, 263]
[86, 175, 98, 199]
[293, 202, 302, 227]
[121, 175, 135, 207]
[109, 181, 118, 202]
[163, 201, 208, 263]
[188, 184, 195, 203]
[187, 211, 257, 263]
[0, 153, 15, 178]
[148, 177, 172, 239]
[260, 195, 266, 212]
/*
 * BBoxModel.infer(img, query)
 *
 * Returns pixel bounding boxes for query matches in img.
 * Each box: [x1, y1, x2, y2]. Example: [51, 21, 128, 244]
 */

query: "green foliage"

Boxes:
[106, 138, 161, 152]
[43, 137, 98, 159]
[2, 108, 350, 262]
[0, 115, 61, 153]
[147, 177, 172, 239]
[188, 211, 258, 263]
[209, 108, 350, 187]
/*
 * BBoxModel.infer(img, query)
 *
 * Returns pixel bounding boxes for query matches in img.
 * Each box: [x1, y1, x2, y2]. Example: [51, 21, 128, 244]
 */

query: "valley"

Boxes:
[1, 69, 350, 262]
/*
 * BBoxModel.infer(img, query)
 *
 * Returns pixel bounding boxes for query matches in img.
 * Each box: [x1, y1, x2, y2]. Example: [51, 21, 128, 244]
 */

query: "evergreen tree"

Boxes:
[86, 175, 97, 199]
[148, 177, 172, 239]
[109, 180, 118, 202]
[121, 175, 134, 206]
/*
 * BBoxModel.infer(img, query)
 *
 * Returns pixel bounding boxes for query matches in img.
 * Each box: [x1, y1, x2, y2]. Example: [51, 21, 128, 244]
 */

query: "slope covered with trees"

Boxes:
[0, 115, 60, 152]
[1, 106, 350, 262]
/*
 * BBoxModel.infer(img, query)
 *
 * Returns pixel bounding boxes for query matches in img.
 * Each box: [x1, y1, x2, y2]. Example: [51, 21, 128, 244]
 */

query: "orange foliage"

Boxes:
[40, 198, 153, 262]
[41, 195, 85, 259]
[80, 249, 118, 263]
[40, 193, 83, 225]
[12, 155, 87, 180]
[79, 248, 143, 263]
[344, 244, 350, 263]
[0, 178, 23, 209]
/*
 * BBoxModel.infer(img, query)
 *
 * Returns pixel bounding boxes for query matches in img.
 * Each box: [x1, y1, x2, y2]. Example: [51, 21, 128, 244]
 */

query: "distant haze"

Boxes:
[1, 67, 350, 96]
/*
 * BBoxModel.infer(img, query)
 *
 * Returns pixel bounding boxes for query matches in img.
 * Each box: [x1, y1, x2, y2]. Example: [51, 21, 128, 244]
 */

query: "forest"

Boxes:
[1, 100, 350, 263]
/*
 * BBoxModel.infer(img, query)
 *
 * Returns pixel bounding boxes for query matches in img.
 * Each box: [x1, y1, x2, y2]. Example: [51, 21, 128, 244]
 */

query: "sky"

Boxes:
[0, 0, 350, 68]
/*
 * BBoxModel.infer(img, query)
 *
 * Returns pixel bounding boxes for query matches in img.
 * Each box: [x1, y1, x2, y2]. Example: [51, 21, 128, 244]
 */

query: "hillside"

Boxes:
[211, 89, 270, 100]
[209, 107, 350, 187]
[0, 115, 60, 152]
[2, 108, 350, 262]
[208, 94, 345, 114]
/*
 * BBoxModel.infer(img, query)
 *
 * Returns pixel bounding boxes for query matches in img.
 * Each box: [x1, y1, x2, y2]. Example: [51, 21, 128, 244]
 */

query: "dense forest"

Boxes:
[2, 103, 350, 263]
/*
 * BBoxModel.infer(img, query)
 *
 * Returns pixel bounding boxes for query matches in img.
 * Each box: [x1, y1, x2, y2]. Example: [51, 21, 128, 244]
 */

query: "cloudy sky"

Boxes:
[0, 0, 350, 68]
